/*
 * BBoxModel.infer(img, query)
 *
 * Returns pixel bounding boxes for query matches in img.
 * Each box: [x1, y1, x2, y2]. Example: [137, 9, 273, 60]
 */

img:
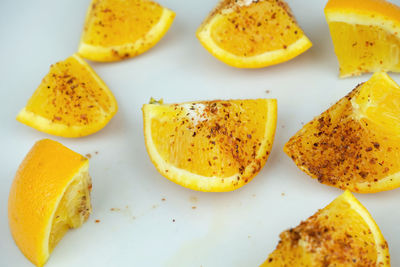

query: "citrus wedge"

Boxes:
[325, 0, 400, 77]
[8, 139, 92, 266]
[78, 0, 175, 62]
[196, 0, 312, 68]
[142, 99, 277, 192]
[261, 190, 390, 266]
[285, 72, 400, 193]
[16, 54, 118, 138]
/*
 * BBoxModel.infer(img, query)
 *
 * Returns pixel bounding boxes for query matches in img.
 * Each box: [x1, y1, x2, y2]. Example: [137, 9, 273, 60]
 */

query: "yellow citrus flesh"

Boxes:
[8, 139, 92, 267]
[142, 99, 277, 192]
[261, 191, 390, 266]
[78, 0, 175, 61]
[353, 72, 400, 136]
[325, 0, 400, 77]
[196, 0, 312, 68]
[48, 171, 92, 253]
[285, 72, 400, 193]
[16, 54, 118, 138]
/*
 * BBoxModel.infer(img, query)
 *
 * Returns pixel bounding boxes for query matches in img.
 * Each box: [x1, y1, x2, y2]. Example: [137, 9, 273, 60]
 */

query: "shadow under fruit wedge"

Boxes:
[196, 0, 312, 68]
[78, 0, 175, 62]
[8, 139, 92, 267]
[16, 54, 118, 138]
[142, 99, 277, 192]
[261, 190, 390, 266]
[285, 72, 400, 193]
[325, 0, 400, 77]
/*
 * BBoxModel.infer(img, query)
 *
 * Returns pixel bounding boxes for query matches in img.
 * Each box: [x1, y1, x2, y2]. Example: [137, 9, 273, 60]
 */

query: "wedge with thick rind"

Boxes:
[8, 139, 92, 266]
[16, 54, 118, 138]
[325, 0, 400, 77]
[143, 99, 277, 192]
[78, 0, 175, 62]
[284, 72, 400, 193]
[196, 0, 312, 68]
[261, 190, 390, 266]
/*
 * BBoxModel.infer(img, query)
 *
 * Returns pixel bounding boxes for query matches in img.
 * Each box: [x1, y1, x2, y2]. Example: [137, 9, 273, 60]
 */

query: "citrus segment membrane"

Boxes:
[49, 170, 92, 252]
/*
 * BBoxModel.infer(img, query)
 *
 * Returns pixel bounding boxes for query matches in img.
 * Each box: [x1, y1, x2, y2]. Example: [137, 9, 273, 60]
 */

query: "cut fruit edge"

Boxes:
[294, 158, 400, 193]
[354, 173, 400, 193]
[40, 162, 90, 265]
[16, 54, 118, 138]
[341, 190, 389, 264]
[325, 11, 400, 37]
[196, 14, 312, 68]
[143, 99, 277, 192]
[350, 72, 400, 122]
[285, 72, 400, 193]
[78, 8, 176, 61]
[16, 108, 110, 138]
[348, 72, 400, 193]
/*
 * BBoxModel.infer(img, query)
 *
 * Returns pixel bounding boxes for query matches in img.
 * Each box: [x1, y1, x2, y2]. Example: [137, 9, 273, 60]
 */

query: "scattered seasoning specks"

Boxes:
[284, 84, 400, 192]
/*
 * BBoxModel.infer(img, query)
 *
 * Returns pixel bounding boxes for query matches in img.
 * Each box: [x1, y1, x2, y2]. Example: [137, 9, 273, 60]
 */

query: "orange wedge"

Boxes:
[78, 0, 175, 62]
[196, 0, 312, 68]
[16, 54, 118, 138]
[325, 0, 400, 77]
[261, 190, 390, 266]
[142, 99, 277, 192]
[285, 72, 400, 193]
[8, 139, 92, 266]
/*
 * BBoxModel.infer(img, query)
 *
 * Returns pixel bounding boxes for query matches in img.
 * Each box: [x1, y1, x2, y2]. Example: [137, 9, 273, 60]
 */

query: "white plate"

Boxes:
[1, 0, 399, 266]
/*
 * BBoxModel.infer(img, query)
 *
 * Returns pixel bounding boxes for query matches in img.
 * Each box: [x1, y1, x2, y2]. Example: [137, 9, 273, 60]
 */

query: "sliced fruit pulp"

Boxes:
[353, 72, 400, 136]
[25, 56, 112, 127]
[150, 100, 270, 178]
[263, 192, 387, 266]
[285, 85, 400, 191]
[82, 0, 164, 47]
[49, 171, 92, 252]
[210, 1, 304, 57]
[328, 22, 400, 76]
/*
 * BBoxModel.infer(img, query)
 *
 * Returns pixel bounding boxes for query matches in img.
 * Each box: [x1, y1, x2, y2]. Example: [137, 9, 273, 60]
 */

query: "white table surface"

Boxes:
[1, 0, 399, 266]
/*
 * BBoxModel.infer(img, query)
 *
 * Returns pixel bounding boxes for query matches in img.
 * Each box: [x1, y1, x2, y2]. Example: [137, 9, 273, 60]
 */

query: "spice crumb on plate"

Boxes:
[110, 208, 120, 212]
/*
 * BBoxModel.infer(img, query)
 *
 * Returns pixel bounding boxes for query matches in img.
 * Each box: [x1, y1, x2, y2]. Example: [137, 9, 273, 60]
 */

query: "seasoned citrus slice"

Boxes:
[8, 139, 92, 266]
[142, 99, 277, 192]
[16, 54, 118, 138]
[196, 0, 312, 68]
[285, 72, 400, 193]
[325, 0, 400, 77]
[78, 0, 175, 62]
[261, 190, 390, 266]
